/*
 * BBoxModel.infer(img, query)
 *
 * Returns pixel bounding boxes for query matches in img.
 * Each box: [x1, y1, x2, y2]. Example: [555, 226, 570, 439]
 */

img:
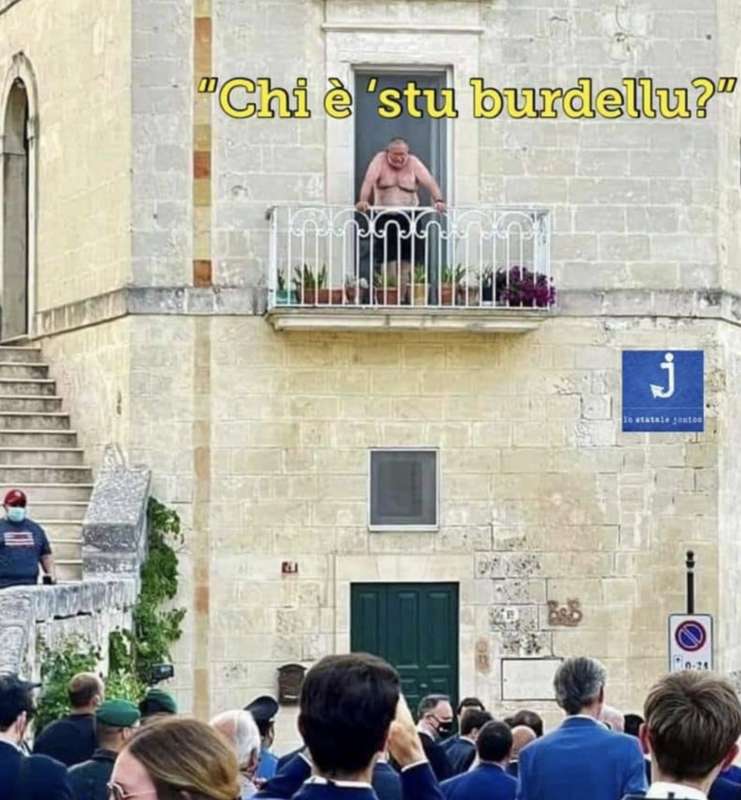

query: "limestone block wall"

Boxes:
[0, 0, 132, 311]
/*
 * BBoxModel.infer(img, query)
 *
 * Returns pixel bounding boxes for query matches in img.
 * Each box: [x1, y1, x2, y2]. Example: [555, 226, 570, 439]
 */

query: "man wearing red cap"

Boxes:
[0, 489, 56, 589]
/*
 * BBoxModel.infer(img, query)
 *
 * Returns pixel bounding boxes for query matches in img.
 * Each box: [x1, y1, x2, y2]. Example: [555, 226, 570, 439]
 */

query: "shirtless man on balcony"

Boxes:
[356, 137, 445, 302]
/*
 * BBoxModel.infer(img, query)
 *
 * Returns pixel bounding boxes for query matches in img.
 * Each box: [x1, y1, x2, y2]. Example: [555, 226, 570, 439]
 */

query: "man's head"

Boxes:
[510, 725, 536, 760]
[0, 674, 35, 744]
[460, 709, 493, 740]
[640, 671, 741, 789]
[68, 672, 104, 713]
[456, 696, 485, 726]
[298, 653, 400, 778]
[138, 687, 178, 721]
[385, 137, 409, 169]
[417, 694, 454, 740]
[477, 721, 513, 765]
[624, 712, 644, 738]
[509, 709, 544, 738]
[599, 704, 624, 732]
[211, 709, 261, 779]
[244, 695, 278, 749]
[3, 489, 27, 523]
[95, 699, 140, 753]
[553, 657, 606, 717]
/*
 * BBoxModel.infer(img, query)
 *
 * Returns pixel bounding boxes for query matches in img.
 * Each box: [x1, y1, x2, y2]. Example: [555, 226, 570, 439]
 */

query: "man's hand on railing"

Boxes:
[434, 200, 446, 213]
[355, 200, 370, 213]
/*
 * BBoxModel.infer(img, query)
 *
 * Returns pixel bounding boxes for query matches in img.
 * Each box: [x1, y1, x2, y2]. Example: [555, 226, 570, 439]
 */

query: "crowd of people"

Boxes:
[1, 655, 741, 800]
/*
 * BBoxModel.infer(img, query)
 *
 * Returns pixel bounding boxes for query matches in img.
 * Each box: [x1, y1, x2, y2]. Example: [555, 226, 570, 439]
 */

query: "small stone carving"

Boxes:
[547, 599, 583, 627]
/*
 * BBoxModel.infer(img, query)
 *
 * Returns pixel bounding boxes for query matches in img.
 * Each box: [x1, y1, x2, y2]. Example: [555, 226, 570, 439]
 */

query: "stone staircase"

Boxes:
[0, 345, 92, 581]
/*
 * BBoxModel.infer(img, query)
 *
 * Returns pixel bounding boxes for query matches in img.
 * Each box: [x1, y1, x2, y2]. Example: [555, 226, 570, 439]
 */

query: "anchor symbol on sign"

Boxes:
[650, 352, 675, 399]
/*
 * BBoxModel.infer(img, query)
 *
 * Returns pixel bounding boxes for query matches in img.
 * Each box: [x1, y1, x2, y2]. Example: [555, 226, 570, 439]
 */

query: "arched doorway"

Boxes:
[2, 78, 30, 340]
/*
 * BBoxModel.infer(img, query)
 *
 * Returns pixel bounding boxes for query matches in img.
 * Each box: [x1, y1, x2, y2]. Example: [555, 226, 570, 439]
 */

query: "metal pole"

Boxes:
[686, 550, 695, 615]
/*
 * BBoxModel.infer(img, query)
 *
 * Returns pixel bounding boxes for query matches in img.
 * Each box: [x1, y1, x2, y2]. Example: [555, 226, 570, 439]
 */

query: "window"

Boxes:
[369, 449, 438, 530]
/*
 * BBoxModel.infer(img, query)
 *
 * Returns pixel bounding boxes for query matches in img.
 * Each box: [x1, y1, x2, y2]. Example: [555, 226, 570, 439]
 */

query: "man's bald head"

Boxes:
[210, 709, 261, 773]
[600, 704, 625, 732]
[511, 725, 537, 758]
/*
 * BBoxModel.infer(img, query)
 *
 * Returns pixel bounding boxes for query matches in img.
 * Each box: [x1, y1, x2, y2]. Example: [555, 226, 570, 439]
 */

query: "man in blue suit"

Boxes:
[517, 656, 647, 800]
[0, 673, 72, 800]
[440, 721, 517, 800]
[442, 709, 492, 775]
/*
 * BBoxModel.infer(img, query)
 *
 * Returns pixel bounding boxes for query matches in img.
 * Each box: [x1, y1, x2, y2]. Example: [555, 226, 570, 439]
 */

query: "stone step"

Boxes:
[29, 500, 88, 520]
[0, 412, 70, 430]
[0, 430, 78, 448]
[0, 483, 93, 501]
[0, 396, 63, 413]
[0, 363, 49, 379]
[57, 560, 83, 581]
[0, 379, 56, 396]
[0, 465, 92, 484]
[0, 448, 85, 466]
[0, 346, 42, 364]
[49, 536, 82, 560]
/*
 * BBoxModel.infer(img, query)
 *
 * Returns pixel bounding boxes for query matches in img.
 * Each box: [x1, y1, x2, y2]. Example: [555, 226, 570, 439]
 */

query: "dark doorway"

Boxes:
[351, 582, 459, 712]
[2, 79, 30, 340]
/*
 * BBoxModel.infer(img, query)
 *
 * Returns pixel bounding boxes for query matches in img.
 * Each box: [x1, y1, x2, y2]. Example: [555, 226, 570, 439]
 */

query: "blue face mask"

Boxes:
[7, 507, 26, 523]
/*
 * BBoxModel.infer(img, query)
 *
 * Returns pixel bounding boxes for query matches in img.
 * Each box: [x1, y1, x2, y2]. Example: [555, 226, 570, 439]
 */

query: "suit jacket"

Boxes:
[0, 741, 73, 800]
[507, 761, 519, 779]
[723, 768, 741, 784]
[419, 732, 453, 782]
[441, 763, 517, 800]
[68, 748, 116, 800]
[710, 776, 741, 800]
[276, 748, 304, 772]
[33, 714, 96, 767]
[441, 737, 476, 776]
[516, 716, 647, 800]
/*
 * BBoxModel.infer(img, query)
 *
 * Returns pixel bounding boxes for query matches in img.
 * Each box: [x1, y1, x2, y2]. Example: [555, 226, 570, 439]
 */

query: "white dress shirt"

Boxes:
[646, 781, 707, 799]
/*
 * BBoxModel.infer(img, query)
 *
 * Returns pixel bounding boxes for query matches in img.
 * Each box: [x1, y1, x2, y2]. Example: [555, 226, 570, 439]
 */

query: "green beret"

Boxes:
[96, 699, 140, 728]
[140, 688, 177, 715]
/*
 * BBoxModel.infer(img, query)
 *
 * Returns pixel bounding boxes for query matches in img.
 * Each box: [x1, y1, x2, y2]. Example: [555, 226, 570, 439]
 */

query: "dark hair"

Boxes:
[644, 671, 741, 781]
[68, 673, 102, 709]
[510, 709, 544, 738]
[457, 696, 485, 715]
[299, 654, 400, 775]
[139, 699, 176, 719]
[0, 675, 34, 731]
[255, 718, 273, 738]
[624, 713, 644, 738]
[461, 709, 493, 736]
[417, 694, 450, 719]
[477, 721, 513, 762]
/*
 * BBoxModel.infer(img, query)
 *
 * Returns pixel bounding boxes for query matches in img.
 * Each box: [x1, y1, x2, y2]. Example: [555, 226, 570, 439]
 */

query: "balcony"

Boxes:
[266, 205, 553, 334]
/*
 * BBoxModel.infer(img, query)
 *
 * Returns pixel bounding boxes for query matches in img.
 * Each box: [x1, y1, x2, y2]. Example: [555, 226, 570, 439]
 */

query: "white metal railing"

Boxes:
[267, 205, 553, 311]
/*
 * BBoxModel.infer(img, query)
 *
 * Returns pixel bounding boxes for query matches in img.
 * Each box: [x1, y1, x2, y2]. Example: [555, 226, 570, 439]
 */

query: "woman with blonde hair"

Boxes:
[108, 716, 241, 800]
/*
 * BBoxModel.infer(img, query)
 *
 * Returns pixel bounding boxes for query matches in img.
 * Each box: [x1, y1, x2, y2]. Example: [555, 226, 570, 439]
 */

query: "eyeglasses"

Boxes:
[107, 783, 158, 800]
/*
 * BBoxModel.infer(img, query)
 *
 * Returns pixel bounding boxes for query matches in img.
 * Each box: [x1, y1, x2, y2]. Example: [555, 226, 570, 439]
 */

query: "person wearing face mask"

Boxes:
[416, 695, 454, 782]
[0, 673, 73, 800]
[0, 489, 56, 589]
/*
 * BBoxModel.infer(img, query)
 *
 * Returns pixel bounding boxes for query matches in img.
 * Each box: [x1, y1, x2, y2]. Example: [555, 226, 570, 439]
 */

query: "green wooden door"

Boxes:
[350, 583, 459, 712]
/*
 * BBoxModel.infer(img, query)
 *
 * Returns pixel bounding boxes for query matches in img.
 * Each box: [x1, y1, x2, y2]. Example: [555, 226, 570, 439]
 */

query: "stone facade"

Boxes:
[1, 0, 741, 743]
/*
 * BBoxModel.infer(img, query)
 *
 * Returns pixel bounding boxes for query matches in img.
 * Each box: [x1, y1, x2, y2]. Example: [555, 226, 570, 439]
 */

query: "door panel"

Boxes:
[351, 582, 459, 711]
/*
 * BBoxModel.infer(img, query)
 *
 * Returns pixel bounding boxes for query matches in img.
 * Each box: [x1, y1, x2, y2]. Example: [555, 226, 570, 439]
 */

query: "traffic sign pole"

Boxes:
[686, 550, 695, 615]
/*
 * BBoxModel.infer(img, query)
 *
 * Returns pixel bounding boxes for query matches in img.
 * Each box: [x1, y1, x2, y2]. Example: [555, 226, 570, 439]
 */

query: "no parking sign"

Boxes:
[668, 614, 713, 672]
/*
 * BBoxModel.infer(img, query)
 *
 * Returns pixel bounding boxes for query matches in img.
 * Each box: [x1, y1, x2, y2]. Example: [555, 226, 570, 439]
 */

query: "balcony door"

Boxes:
[354, 70, 448, 207]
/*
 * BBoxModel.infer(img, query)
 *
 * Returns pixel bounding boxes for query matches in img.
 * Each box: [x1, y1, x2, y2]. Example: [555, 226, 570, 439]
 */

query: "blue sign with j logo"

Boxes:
[622, 350, 704, 432]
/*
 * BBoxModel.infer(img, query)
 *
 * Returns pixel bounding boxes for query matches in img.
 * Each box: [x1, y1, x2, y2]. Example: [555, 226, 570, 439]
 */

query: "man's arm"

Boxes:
[356, 153, 383, 211]
[39, 528, 56, 583]
[411, 157, 445, 211]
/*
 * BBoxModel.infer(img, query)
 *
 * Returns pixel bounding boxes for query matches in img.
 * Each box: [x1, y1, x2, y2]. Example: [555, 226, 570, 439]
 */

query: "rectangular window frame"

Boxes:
[368, 447, 440, 532]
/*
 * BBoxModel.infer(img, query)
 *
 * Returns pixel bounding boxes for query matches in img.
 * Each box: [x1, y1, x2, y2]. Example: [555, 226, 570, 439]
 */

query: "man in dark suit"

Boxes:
[68, 699, 140, 800]
[33, 672, 103, 766]
[0, 673, 72, 800]
[506, 725, 536, 779]
[416, 695, 454, 781]
[442, 709, 492, 775]
[622, 671, 741, 800]
[517, 656, 647, 800]
[441, 721, 517, 800]
[258, 653, 444, 800]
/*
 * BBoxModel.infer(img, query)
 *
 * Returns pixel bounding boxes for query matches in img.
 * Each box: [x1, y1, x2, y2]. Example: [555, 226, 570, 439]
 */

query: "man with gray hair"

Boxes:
[416, 694, 454, 782]
[516, 657, 647, 800]
[211, 709, 262, 799]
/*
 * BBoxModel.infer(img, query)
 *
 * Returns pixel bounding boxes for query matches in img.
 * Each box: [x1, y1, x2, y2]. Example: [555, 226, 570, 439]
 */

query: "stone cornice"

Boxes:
[31, 287, 741, 339]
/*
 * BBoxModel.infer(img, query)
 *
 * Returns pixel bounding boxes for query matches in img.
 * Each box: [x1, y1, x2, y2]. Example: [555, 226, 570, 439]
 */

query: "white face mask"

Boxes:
[6, 507, 26, 523]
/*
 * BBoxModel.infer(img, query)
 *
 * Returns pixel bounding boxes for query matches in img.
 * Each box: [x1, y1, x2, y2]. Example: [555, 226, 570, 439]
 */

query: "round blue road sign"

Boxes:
[675, 620, 707, 652]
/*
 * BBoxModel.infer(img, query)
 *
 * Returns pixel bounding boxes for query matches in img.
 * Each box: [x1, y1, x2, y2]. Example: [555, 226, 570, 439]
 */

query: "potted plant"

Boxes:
[457, 268, 481, 306]
[439, 265, 465, 306]
[374, 271, 399, 305]
[345, 276, 369, 305]
[412, 265, 428, 306]
[495, 265, 556, 308]
[293, 264, 328, 304]
[481, 266, 494, 304]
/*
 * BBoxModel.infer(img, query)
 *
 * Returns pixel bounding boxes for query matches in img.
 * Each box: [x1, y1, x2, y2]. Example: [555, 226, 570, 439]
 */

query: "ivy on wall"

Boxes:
[35, 499, 186, 729]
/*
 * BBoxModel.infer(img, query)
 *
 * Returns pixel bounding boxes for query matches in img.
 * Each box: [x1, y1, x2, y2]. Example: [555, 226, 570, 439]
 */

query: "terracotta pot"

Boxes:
[303, 288, 330, 304]
[375, 288, 399, 305]
[330, 288, 344, 305]
[440, 284, 454, 305]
